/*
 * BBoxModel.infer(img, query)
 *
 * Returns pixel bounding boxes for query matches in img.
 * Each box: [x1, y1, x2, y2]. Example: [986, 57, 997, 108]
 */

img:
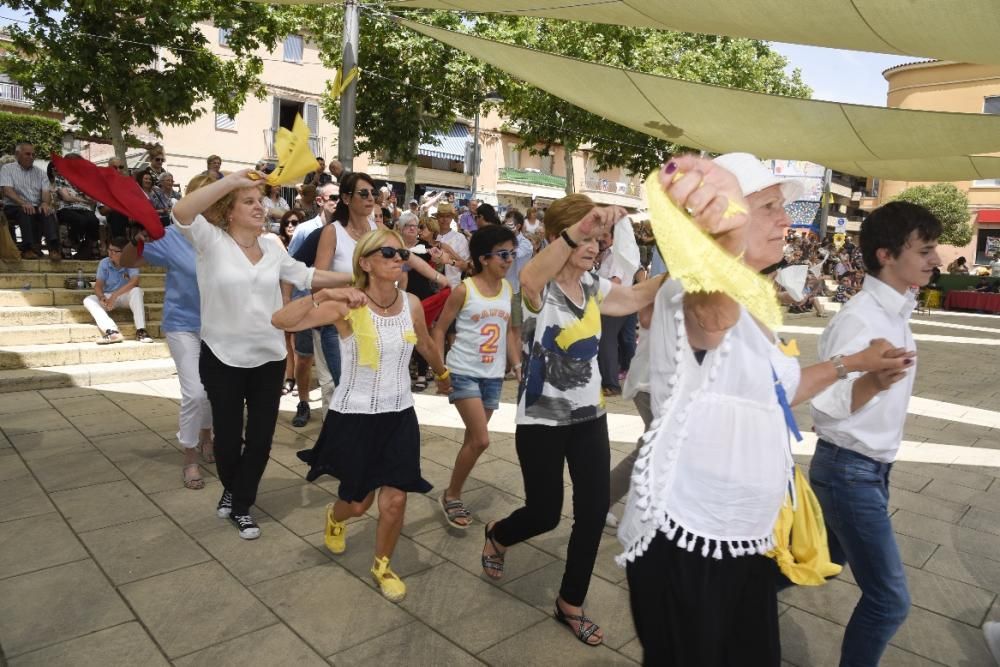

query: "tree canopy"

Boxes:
[893, 183, 973, 247]
[2, 0, 295, 158]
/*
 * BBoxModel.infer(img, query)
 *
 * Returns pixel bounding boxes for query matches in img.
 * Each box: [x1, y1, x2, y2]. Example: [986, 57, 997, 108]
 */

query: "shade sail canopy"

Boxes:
[400, 20, 1000, 181]
[390, 0, 1000, 67]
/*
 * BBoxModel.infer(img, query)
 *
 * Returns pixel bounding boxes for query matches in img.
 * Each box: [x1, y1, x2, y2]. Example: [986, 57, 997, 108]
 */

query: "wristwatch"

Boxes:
[830, 354, 848, 380]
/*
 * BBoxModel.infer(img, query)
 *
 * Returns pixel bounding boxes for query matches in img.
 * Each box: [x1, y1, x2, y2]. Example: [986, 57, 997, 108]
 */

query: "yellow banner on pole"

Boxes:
[330, 66, 359, 99]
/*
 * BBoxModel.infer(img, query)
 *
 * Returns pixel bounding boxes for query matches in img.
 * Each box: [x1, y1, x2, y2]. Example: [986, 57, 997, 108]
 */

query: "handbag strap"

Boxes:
[771, 365, 803, 443]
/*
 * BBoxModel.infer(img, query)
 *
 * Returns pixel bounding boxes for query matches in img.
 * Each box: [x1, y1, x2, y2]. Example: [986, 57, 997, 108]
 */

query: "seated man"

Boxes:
[0, 142, 59, 260]
[83, 237, 153, 344]
[53, 159, 101, 259]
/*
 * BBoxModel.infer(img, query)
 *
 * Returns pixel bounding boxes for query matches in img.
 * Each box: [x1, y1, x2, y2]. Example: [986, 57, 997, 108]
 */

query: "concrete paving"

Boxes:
[0, 310, 999, 666]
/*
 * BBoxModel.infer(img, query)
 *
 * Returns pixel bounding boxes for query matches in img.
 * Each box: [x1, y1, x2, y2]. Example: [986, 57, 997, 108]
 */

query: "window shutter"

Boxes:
[304, 102, 319, 135]
[215, 113, 236, 131]
[283, 35, 303, 63]
[218, 28, 231, 47]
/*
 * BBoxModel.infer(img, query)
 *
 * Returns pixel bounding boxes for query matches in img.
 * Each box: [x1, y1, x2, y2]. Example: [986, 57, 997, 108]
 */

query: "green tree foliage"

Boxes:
[299, 6, 487, 202]
[0, 111, 62, 156]
[893, 183, 973, 247]
[475, 18, 812, 191]
[2, 0, 296, 159]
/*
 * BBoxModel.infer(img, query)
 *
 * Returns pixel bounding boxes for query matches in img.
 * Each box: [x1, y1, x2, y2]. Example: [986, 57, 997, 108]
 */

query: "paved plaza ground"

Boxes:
[1, 311, 999, 666]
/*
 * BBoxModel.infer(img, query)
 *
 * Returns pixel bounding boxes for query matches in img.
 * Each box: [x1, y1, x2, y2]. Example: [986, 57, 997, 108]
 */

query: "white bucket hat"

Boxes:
[712, 152, 807, 203]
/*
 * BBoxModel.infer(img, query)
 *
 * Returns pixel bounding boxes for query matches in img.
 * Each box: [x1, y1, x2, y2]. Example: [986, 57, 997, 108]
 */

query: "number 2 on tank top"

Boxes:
[479, 323, 501, 364]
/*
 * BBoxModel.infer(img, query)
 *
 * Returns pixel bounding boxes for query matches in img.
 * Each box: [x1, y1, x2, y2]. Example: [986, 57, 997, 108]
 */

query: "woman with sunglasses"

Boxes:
[278, 209, 301, 249]
[273, 228, 452, 602]
[171, 169, 355, 541]
[432, 225, 519, 529]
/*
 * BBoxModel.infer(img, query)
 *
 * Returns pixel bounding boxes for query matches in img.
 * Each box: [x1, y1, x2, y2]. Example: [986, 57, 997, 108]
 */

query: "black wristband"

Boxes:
[560, 229, 578, 249]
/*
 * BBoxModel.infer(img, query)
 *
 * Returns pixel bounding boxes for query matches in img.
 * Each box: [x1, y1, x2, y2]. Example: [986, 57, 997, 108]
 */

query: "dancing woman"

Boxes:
[432, 224, 519, 528]
[172, 169, 353, 540]
[273, 228, 451, 602]
[480, 194, 664, 647]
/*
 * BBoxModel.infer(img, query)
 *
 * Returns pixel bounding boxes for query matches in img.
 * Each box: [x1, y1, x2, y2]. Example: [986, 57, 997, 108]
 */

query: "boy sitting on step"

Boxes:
[83, 236, 153, 344]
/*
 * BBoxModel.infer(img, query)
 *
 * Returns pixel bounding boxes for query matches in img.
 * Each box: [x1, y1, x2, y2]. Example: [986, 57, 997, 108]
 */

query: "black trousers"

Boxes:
[57, 208, 100, 244]
[598, 314, 627, 390]
[199, 342, 285, 515]
[493, 415, 610, 606]
[4, 204, 58, 250]
[626, 532, 781, 667]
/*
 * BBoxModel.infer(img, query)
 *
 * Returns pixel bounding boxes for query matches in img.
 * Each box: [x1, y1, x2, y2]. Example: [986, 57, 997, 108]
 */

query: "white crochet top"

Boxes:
[331, 291, 416, 415]
[617, 280, 799, 565]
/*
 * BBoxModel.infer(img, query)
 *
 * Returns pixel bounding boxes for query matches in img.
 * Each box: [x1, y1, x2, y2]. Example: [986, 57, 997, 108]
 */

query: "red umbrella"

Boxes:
[421, 287, 451, 326]
[49, 153, 165, 240]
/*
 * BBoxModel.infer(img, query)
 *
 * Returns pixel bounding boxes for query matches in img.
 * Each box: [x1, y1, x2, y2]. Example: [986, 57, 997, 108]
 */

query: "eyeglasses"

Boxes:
[152, 157, 164, 162]
[108, 247, 122, 254]
[484, 250, 515, 261]
[353, 189, 374, 199]
[365, 246, 410, 260]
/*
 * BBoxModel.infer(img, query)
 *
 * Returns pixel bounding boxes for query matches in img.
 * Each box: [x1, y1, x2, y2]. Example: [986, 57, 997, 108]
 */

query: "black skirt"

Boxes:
[297, 407, 431, 503]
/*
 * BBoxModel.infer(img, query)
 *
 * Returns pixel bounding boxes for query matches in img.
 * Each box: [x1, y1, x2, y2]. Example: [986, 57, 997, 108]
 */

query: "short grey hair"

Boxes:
[397, 211, 419, 227]
[158, 171, 173, 180]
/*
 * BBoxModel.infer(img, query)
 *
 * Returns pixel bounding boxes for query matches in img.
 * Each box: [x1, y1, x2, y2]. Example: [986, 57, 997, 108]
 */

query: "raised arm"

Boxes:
[173, 169, 260, 225]
[520, 205, 625, 311]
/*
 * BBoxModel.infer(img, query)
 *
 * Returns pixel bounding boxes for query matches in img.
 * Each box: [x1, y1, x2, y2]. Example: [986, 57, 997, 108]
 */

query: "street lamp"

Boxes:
[470, 90, 503, 199]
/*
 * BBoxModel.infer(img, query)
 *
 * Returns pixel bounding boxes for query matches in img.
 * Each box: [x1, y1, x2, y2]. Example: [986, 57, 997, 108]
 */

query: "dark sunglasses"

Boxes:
[366, 246, 410, 260]
[352, 189, 374, 199]
[484, 250, 515, 261]
[152, 157, 164, 162]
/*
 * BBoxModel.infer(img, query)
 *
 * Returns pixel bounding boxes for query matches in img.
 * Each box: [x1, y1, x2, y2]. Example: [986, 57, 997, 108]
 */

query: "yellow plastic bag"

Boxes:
[767, 467, 842, 586]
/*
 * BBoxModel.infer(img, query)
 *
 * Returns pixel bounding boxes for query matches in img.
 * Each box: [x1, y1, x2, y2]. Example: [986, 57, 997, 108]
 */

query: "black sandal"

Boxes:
[554, 600, 603, 646]
[481, 522, 505, 579]
[282, 378, 296, 395]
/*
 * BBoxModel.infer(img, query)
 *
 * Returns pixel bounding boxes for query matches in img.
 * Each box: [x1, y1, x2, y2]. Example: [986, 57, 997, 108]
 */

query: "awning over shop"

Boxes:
[390, 0, 1000, 67]
[399, 20, 1000, 182]
[417, 123, 470, 161]
[976, 209, 1000, 224]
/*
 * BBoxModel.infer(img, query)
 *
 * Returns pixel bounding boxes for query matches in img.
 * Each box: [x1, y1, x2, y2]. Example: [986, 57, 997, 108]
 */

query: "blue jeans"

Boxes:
[317, 324, 340, 385]
[809, 440, 910, 667]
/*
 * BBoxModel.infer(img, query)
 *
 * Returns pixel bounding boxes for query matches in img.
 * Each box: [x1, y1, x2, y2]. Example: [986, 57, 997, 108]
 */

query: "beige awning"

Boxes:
[390, 0, 1000, 67]
[399, 19, 1000, 181]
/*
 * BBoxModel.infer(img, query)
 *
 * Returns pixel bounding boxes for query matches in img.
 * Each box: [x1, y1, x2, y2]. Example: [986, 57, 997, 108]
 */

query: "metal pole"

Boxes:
[818, 168, 833, 241]
[337, 0, 360, 170]
[471, 106, 481, 197]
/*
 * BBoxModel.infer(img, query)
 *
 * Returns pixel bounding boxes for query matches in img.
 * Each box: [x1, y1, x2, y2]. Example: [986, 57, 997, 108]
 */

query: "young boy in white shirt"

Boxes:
[83, 236, 152, 344]
[809, 201, 941, 667]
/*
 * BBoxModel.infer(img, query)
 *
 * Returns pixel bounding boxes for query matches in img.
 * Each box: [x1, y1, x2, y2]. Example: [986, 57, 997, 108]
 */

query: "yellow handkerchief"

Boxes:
[644, 171, 783, 331]
[266, 114, 317, 187]
[345, 306, 380, 370]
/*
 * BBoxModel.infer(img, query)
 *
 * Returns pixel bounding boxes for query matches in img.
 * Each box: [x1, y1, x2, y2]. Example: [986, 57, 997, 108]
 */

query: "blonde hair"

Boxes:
[184, 173, 260, 228]
[544, 193, 595, 240]
[352, 228, 405, 290]
[420, 216, 440, 236]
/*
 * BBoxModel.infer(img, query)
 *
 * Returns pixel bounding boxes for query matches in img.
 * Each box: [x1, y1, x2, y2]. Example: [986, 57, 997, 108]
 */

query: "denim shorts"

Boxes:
[448, 373, 503, 410]
[294, 329, 314, 356]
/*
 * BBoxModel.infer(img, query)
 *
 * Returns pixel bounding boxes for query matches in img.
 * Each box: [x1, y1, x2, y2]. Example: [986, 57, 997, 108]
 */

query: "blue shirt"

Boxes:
[96, 257, 139, 294]
[287, 214, 324, 257]
[139, 226, 200, 333]
[506, 232, 534, 293]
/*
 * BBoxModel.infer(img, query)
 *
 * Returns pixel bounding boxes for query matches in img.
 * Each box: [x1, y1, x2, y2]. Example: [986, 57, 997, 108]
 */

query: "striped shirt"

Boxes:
[0, 162, 49, 207]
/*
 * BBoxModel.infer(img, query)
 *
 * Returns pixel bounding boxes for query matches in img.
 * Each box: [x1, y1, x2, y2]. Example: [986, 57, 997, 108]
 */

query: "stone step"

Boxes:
[0, 322, 163, 346]
[0, 357, 177, 393]
[0, 304, 165, 326]
[0, 287, 165, 307]
[0, 272, 165, 289]
[0, 339, 171, 370]
[0, 258, 166, 274]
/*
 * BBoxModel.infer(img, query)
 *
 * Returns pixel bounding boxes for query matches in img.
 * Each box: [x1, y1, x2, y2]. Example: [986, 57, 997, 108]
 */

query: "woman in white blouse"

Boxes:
[617, 154, 913, 666]
[172, 170, 353, 541]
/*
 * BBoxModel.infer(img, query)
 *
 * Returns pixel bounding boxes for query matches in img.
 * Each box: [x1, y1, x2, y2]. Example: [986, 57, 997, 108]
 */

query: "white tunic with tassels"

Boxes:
[617, 280, 799, 565]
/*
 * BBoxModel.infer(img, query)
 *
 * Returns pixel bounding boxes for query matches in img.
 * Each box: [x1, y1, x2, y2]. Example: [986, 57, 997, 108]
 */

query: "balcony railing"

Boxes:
[498, 167, 566, 189]
[0, 82, 30, 106]
[263, 128, 324, 160]
[581, 177, 643, 199]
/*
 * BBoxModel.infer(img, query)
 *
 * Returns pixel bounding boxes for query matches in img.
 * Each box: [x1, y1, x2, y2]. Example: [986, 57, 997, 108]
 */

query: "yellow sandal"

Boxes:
[371, 555, 406, 602]
[324, 503, 346, 554]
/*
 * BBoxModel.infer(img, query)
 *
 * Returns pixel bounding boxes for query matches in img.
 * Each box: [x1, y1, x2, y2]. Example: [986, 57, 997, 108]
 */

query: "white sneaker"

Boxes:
[983, 621, 1000, 664]
[605, 511, 619, 529]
